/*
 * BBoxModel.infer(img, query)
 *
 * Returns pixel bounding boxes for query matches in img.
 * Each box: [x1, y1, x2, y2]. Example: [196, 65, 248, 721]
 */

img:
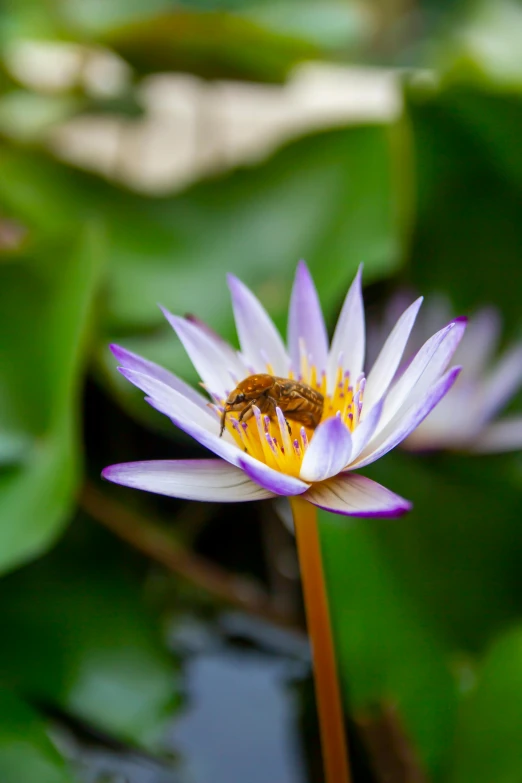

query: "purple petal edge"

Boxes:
[101, 458, 274, 502]
[238, 457, 309, 497]
[303, 472, 412, 518]
[109, 343, 208, 408]
[309, 500, 412, 518]
[353, 365, 462, 469]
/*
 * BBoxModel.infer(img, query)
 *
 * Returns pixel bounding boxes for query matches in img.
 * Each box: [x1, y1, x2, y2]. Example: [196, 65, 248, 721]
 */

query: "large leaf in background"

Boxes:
[434, 0, 522, 90]
[0, 121, 411, 419]
[0, 90, 83, 142]
[0, 531, 177, 749]
[0, 689, 74, 783]
[426, 87, 522, 193]
[365, 453, 522, 653]
[0, 228, 102, 574]
[103, 124, 409, 336]
[319, 510, 457, 779]
[449, 626, 522, 783]
[0, 0, 361, 81]
[406, 82, 522, 336]
[103, 10, 319, 82]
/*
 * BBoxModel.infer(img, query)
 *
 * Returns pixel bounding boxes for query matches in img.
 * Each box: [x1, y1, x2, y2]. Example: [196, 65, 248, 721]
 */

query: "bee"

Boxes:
[219, 374, 324, 436]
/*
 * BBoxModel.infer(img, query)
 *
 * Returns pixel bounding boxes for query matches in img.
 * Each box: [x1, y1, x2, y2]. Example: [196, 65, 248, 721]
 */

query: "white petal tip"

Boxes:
[305, 473, 413, 518]
[354, 500, 413, 519]
[109, 343, 125, 360]
[159, 304, 175, 319]
[451, 316, 468, 329]
[296, 259, 311, 279]
[314, 495, 413, 519]
[101, 465, 120, 483]
[226, 272, 241, 289]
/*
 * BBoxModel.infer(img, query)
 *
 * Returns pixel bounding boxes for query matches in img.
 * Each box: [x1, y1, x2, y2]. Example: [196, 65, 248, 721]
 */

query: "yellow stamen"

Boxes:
[221, 364, 363, 476]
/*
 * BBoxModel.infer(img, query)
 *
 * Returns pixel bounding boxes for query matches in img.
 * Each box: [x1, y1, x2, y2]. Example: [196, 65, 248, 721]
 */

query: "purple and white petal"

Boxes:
[238, 457, 310, 496]
[352, 366, 461, 468]
[363, 297, 423, 411]
[110, 344, 209, 410]
[378, 318, 466, 433]
[350, 397, 384, 461]
[185, 313, 248, 371]
[119, 368, 221, 433]
[328, 264, 365, 390]
[288, 260, 329, 376]
[470, 416, 522, 453]
[102, 459, 274, 501]
[304, 472, 411, 517]
[475, 342, 522, 425]
[146, 393, 309, 493]
[299, 415, 352, 482]
[401, 383, 478, 451]
[161, 308, 247, 399]
[452, 306, 501, 380]
[227, 275, 289, 375]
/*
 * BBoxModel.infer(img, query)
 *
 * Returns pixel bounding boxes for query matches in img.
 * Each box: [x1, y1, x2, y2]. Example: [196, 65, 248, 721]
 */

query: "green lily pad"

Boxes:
[0, 531, 178, 748]
[0, 227, 103, 574]
[449, 625, 522, 783]
[0, 688, 74, 783]
[319, 509, 457, 778]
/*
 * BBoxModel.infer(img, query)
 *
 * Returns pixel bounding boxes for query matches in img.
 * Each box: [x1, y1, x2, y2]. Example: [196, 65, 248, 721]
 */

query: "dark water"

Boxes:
[65, 612, 312, 783]
[170, 613, 310, 783]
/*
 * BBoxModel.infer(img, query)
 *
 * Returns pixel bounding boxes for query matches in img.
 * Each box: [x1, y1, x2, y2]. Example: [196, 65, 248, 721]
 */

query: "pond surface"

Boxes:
[67, 612, 312, 783]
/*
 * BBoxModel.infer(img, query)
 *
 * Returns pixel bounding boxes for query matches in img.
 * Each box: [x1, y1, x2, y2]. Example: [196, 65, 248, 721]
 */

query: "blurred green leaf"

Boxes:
[406, 82, 522, 336]
[62, 0, 174, 36]
[0, 533, 177, 748]
[0, 1, 331, 81]
[428, 87, 522, 192]
[100, 122, 412, 423]
[449, 626, 522, 783]
[0, 0, 60, 43]
[436, 0, 522, 91]
[0, 226, 103, 574]
[365, 453, 522, 652]
[319, 511, 457, 778]
[242, 1, 366, 51]
[0, 688, 74, 783]
[103, 10, 319, 82]
[103, 124, 410, 331]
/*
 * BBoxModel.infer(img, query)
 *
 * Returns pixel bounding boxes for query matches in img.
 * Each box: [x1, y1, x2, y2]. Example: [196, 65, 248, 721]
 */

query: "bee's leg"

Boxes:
[238, 399, 256, 424]
[219, 407, 228, 437]
[267, 396, 292, 436]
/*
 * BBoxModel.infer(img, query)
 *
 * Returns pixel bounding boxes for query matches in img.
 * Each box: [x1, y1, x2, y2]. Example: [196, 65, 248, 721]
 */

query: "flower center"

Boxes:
[217, 364, 365, 477]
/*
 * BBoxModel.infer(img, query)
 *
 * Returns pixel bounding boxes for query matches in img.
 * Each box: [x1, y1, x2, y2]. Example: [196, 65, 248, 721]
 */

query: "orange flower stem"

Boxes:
[290, 496, 352, 783]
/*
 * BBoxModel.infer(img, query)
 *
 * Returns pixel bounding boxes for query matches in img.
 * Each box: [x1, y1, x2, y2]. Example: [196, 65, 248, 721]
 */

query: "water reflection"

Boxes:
[67, 612, 312, 783]
[170, 613, 310, 783]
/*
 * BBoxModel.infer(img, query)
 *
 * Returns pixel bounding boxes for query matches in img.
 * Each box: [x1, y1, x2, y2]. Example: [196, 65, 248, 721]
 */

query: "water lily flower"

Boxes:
[383, 295, 522, 453]
[102, 262, 465, 516]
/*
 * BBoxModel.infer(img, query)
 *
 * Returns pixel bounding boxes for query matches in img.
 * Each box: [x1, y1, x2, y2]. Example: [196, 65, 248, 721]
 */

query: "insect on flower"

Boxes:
[220, 374, 324, 436]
